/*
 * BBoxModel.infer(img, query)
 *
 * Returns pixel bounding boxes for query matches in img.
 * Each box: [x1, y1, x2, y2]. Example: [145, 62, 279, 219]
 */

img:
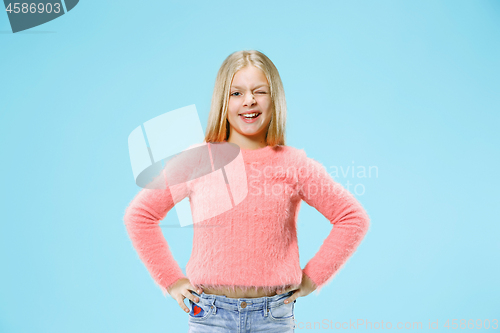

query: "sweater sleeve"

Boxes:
[123, 157, 191, 298]
[297, 151, 370, 295]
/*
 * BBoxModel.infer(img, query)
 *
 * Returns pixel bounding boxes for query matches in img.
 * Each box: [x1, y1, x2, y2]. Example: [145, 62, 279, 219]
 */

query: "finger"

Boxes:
[176, 295, 191, 313]
[276, 287, 288, 294]
[184, 289, 200, 304]
[191, 284, 203, 295]
[284, 289, 299, 304]
[277, 287, 296, 295]
[187, 284, 203, 302]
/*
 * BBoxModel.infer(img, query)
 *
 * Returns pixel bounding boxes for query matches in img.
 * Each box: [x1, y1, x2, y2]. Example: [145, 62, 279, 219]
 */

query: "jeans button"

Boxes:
[241, 301, 247, 308]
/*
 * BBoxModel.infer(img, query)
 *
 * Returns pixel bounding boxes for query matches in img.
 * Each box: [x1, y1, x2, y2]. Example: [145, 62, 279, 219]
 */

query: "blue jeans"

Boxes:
[187, 290, 297, 333]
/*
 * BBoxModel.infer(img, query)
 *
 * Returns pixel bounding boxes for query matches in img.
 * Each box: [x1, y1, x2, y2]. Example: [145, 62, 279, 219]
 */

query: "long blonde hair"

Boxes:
[204, 50, 287, 147]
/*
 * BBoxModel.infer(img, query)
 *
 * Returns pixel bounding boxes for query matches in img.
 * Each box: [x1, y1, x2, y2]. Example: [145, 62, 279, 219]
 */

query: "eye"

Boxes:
[231, 92, 241, 96]
[256, 91, 267, 94]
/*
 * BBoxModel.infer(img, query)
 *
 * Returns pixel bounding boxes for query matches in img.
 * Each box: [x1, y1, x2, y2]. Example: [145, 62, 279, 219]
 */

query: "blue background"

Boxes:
[1, 0, 499, 332]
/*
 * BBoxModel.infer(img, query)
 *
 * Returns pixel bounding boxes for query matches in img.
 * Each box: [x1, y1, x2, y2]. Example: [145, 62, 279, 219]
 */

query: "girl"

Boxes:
[124, 50, 370, 332]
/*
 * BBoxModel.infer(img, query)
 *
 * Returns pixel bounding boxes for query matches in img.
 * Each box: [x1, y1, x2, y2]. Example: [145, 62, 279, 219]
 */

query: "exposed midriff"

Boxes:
[201, 286, 278, 298]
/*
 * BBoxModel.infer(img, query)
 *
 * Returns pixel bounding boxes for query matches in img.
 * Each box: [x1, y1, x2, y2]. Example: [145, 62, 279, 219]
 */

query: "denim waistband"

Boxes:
[191, 290, 295, 313]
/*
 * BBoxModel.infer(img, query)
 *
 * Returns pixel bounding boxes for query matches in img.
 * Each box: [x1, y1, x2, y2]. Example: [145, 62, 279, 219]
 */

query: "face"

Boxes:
[227, 65, 273, 145]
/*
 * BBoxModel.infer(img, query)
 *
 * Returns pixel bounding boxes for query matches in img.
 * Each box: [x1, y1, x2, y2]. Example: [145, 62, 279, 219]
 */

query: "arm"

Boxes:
[123, 159, 190, 298]
[297, 152, 371, 295]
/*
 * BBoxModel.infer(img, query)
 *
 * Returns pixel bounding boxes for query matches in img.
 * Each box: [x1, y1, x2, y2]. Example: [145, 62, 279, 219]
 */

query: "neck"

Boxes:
[226, 136, 267, 150]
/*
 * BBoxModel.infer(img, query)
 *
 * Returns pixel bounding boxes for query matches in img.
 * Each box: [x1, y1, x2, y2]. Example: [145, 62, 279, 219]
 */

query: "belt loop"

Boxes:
[264, 296, 268, 317]
[211, 298, 217, 314]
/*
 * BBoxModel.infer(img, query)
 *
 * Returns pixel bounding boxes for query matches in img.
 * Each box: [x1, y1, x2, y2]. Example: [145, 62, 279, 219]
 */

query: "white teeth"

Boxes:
[241, 112, 259, 118]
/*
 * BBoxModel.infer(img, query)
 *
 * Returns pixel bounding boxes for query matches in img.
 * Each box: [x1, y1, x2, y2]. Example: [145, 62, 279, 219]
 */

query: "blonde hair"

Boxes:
[204, 50, 287, 147]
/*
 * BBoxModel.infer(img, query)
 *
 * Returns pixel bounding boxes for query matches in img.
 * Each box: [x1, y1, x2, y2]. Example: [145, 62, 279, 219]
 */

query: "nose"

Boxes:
[243, 93, 256, 106]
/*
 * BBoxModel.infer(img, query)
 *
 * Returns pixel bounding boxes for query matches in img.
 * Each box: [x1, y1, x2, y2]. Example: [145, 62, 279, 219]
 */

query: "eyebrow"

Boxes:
[230, 84, 269, 90]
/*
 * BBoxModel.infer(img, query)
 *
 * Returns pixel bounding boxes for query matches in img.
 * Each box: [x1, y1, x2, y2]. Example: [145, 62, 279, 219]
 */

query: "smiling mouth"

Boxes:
[239, 112, 261, 119]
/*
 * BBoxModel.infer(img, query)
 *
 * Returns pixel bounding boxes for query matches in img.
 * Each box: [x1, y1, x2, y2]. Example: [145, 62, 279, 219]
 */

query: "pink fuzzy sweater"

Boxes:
[123, 142, 370, 297]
